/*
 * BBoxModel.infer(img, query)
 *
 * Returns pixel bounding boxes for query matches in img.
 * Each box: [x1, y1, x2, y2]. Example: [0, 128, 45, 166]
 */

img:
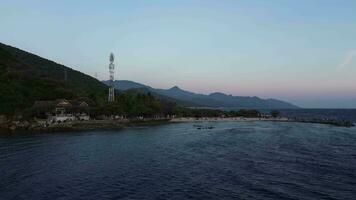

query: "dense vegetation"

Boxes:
[228, 109, 262, 118]
[90, 91, 175, 118]
[270, 110, 280, 118]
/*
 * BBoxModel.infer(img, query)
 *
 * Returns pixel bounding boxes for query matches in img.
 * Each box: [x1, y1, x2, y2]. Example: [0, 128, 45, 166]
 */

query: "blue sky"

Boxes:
[1, 0, 356, 108]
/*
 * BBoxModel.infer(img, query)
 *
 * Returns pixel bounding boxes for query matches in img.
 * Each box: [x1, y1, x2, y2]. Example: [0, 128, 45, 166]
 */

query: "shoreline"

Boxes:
[0, 117, 354, 134]
[0, 119, 171, 134]
[170, 117, 355, 127]
[170, 117, 289, 122]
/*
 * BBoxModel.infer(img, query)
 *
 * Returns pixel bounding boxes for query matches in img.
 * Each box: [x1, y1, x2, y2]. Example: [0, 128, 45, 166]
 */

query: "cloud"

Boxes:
[338, 50, 356, 69]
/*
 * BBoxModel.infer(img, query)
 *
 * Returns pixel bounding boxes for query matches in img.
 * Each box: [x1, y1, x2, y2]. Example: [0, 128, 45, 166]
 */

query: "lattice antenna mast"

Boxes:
[64, 69, 67, 82]
[108, 53, 115, 102]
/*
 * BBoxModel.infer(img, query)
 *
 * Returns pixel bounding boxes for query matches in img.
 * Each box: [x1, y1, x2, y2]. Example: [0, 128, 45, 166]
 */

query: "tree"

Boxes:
[270, 110, 280, 118]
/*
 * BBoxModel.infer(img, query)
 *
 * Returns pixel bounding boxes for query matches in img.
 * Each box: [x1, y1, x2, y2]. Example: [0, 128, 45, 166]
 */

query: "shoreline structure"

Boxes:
[0, 116, 354, 133]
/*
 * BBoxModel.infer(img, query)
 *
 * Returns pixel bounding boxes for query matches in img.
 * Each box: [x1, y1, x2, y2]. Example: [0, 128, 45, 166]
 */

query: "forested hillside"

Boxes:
[0, 43, 107, 114]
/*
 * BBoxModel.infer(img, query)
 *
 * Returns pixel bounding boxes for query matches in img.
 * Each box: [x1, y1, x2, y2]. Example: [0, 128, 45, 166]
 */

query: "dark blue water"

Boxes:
[1, 122, 356, 200]
[279, 109, 356, 123]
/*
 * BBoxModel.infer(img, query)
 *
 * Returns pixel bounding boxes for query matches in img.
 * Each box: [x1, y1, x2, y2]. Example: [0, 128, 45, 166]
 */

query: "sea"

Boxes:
[1, 110, 356, 200]
[279, 109, 356, 123]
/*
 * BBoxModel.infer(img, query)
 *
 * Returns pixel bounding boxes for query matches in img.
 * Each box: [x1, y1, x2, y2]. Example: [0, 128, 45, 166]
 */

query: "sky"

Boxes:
[1, 0, 356, 108]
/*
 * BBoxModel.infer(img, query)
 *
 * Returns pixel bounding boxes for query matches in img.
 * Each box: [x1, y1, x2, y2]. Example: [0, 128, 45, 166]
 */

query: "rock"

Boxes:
[0, 115, 7, 124]
[9, 125, 16, 131]
[22, 121, 30, 128]
[29, 123, 40, 130]
[14, 115, 23, 120]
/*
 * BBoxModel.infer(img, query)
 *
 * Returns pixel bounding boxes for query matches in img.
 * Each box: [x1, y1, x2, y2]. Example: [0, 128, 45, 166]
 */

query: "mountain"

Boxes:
[115, 80, 149, 91]
[103, 80, 199, 107]
[208, 92, 298, 109]
[0, 42, 108, 114]
[105, 80, 299, 109]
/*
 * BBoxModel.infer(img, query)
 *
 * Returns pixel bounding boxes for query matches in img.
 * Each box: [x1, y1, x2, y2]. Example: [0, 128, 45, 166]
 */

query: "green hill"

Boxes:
[0, 42, 107, 114]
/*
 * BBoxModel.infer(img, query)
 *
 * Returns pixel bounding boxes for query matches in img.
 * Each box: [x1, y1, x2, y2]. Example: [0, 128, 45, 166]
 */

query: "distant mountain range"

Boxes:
[103, 80, 299, 109]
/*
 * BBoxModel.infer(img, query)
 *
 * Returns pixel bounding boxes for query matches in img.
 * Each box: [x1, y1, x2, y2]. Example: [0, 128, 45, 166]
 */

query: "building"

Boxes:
[33, 99, 90, 123]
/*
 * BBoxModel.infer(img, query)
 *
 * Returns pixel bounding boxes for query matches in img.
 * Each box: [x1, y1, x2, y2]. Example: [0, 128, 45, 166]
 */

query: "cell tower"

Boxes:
[108, 53, 115, 102]
[64, 69, 67, 82]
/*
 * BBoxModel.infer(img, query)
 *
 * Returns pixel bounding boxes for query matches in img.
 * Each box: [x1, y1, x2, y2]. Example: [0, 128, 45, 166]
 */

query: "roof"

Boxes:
[55, 99, 72, 108]
[33, 99, 89, 110]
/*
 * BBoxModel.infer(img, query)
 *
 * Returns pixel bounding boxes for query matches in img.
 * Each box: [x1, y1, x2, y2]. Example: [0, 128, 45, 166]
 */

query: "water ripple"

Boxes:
[1, 122, 356, 199]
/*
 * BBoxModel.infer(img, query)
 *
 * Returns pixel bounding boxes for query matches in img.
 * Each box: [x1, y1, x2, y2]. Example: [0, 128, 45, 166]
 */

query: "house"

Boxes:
[33, 99, 90, 123]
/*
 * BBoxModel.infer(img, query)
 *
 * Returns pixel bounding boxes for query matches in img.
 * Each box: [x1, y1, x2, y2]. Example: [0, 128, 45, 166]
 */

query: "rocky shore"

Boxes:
[0, 116, 354, 134]
[0, 117, 170, 134]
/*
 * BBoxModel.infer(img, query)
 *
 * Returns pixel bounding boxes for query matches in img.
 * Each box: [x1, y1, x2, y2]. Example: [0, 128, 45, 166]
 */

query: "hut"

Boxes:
[33, 99, 90, 123]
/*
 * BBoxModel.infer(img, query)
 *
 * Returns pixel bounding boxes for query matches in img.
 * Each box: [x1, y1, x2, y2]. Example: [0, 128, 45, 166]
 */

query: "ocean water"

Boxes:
[1, 122, 356, 200]
[279, 109, 356, 123]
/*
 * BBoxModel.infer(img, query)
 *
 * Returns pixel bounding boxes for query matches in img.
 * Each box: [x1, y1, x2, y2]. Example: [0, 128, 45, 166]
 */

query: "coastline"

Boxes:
[170, 117, 289, 123]
[1, 116, 354, 134]
[0, 119, 171, 134]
